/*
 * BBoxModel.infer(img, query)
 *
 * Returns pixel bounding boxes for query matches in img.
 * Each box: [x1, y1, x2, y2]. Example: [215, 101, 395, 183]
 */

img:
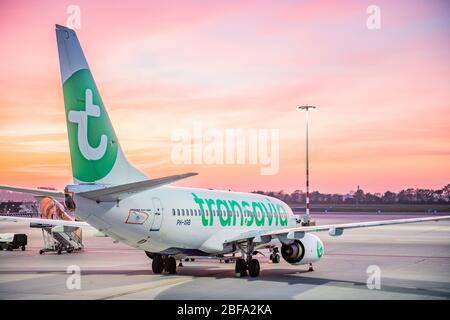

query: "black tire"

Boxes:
[190, 258, 195, 262]
[7, 245, 12, 251]
[235, 258, 247, 277]
[57, 249, 62, 255]
[152, 255, 164, 274]
[67, 248, 73, 253]
[21, 246, 26, 251]
[248, 259, 260, 277]
[39, 250, 44, 255]
[184, 257, 189, 262]
[273, 254, 280, 263]
[164, 257, 177, 274]
[224, 259, 230, 264]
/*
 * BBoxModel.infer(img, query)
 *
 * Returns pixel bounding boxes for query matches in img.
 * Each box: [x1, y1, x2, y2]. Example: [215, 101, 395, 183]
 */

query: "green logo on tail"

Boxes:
[63, 69, 118, 182]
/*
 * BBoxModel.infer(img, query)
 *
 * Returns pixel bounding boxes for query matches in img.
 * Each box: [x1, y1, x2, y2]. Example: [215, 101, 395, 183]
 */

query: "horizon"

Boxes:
[0, 0, 449, 194]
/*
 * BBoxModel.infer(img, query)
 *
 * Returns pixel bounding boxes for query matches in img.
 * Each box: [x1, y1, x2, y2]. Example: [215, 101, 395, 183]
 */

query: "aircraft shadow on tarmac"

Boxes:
[1, 264, 448, 299]
[83, 265, 449, 299]
[172, 265, 450, 299]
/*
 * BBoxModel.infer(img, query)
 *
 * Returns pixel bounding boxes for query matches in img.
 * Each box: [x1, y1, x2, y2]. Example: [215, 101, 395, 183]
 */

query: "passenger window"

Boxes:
[177, 209, 180, 216]
[172, 208, 175, 216]
[182, 209, 185, 216]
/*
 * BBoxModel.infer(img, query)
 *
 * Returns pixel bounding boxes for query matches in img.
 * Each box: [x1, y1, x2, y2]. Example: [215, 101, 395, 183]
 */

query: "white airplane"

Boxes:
[1, 24, 449, 277]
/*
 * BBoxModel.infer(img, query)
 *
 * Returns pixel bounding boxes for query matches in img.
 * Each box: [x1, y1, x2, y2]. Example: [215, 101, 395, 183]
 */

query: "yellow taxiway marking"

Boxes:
[0, 273, 54, 284]
[66, 276, 193, 300]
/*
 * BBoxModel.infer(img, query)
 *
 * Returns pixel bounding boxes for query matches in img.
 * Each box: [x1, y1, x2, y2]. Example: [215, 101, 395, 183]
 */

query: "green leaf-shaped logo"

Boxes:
[63, 69, 118, 182]
[316, 241, 324, 258]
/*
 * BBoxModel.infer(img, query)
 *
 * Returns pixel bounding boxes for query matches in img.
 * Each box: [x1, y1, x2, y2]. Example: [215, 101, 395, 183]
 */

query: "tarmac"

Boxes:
[0, 213, 449, 299]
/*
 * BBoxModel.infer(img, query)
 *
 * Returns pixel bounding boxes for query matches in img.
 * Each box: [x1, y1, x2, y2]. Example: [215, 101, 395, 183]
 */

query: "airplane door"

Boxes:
[150, 197, 163, 231]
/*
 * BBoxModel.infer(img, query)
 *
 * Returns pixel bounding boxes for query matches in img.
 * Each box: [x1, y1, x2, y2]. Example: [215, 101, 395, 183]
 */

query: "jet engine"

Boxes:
[281, 233, 324, 265]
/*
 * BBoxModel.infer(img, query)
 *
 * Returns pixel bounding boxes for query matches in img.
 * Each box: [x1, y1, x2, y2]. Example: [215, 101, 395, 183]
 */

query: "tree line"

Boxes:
[253, 184, 450, 205]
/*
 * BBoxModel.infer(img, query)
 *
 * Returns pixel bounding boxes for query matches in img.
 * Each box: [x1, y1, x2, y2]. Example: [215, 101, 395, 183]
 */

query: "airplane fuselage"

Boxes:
[69, 185, 297, 256]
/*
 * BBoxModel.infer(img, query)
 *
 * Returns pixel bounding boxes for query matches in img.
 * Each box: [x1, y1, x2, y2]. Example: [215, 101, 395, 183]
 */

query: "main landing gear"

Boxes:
[235, 240, 261, 278]
[235, 258, 260, 278]
[151, 255, 177, 274]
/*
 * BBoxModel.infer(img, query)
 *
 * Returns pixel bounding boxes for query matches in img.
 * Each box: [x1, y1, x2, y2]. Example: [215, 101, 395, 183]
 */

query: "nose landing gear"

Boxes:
[269, 247, 281, 263]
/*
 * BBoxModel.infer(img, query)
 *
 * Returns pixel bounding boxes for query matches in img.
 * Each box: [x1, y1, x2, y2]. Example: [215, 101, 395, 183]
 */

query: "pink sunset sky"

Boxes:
[0, 0, 449, 194]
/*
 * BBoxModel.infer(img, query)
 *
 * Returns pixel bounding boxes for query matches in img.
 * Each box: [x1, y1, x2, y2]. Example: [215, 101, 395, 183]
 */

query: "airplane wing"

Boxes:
[0, 215, 93, 229]
[224, 215, 450, 244]
[0, 185, 64, 198]
[78, 172, 198, 202]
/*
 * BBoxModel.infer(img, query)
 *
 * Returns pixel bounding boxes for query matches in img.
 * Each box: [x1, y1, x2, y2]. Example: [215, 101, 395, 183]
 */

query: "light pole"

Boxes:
[297, 105, 316, 226]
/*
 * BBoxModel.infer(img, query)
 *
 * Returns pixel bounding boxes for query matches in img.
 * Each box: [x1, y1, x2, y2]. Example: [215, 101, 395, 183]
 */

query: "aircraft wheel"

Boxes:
[235, 258, 247, 277]
[273, 253, 280, 263]
[224, 259, 230, 264]
[22, 246, 26, 251]
[7, 245, 12, 251]
[39, 250, 44, 255]
[164, 256, 177, 274]
[248, 259, 260, 277]
[190, 258, 195, 262]
[152, 255, 164, 274]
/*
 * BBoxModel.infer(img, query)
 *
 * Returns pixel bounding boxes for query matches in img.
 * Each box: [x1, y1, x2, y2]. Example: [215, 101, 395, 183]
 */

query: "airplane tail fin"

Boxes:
[55, 25, 146, 185]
